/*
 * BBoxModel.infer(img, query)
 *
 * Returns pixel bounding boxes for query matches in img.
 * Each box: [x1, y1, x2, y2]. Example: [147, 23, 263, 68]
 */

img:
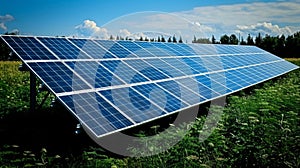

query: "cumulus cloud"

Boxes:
[176, 1, 300, 39]
[0, 14, 14, 30]
[75, 1, 299, 41]
[0, 23, 7, 30]
[236, 22, 293, 36]
[75, 20, 109, 39]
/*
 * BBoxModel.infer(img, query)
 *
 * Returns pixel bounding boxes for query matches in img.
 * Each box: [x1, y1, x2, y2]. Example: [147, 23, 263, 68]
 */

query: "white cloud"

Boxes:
[236, 22, 293, 36]
[75, 1, 300, 41]
[0, 14, 14, 22]
[75, 20, 109, 39]
[0, 23, 7, 30]
[0, 14, 14, 30]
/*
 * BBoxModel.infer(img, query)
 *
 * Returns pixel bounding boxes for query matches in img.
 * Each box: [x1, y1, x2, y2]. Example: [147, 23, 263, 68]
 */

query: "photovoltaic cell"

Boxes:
[37, 37, 91, 59]
[28, 62, 91, 93]
[69, 38, 116, 59]
[1, 36, 57, 60]
[1, 35, 298, 138]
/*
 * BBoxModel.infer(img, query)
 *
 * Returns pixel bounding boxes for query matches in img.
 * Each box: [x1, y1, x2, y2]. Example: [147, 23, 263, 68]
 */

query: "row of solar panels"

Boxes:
[1, 35, 298, 137]
[2, 36, 265, 60]
[27, 57, 288, 94]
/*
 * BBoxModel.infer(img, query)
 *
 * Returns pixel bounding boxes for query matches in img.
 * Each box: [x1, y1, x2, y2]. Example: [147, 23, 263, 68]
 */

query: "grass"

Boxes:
[0, 60, 299, 167]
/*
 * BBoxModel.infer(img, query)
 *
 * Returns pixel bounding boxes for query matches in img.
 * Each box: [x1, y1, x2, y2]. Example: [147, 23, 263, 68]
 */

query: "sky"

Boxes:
[0, 0, 300, 42]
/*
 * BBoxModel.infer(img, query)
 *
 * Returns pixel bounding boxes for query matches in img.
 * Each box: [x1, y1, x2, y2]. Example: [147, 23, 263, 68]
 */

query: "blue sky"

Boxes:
[1, 0, 299, 42]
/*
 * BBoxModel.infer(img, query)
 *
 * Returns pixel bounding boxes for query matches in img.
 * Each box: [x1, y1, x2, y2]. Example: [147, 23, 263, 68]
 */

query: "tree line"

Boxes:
[193, 32, 300, 58]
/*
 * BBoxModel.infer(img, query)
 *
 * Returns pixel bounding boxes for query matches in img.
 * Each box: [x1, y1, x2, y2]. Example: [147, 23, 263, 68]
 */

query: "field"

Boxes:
[0, 60, 299, 167]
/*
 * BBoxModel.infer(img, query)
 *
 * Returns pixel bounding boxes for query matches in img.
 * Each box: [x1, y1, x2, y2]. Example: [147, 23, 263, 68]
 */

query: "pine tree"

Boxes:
[178, 36, 183, 43]
[212, 35, 216, 44]
[172, 35, 177, 43]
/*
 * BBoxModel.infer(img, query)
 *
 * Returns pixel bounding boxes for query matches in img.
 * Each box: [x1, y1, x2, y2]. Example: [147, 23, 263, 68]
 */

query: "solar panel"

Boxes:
[1, 35, 298, 138]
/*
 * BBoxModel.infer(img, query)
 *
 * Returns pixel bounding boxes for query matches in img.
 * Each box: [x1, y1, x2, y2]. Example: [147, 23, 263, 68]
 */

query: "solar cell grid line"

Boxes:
[257, 63, 279, 76]
[143, 58, 187, 78]
[157, 79, 204, 106]
[68, 38, 116, 59]
[65, 61, 125, 88]
[134, 41, 173, 57]
[175, 77, 207, 101]
[161, 42, 195, 56]
[59, 92, 135, 136]
[215, 45, 237, 55]
[225, 70, 252, 87]
[99, 60, 149, 84]
[1, 36, 58, 60]
[251, 65, 273, 79]
[123, 59, 170, 81]
[99, 87, 168, 123]
[95, 40, 137, 58]
[205, 72, 231, 94]
[238, 67, 266, 83]
[99, 59, 195, 107]
[271, 61, 290, 73]
[132, 83, 189, 113]
[181, 57, 208, 74]
[235, 45, 259, 53]
[37, 37, 91, 59]
[194, 75, 222, 99]
[27, 62, 92, 93]
[175, 43, 198, 55]
[220, 56, 240, 69]
[222, 55, 252, 68]
[278, 60, 299, 71]
[161, 57, 199, 75]
[243, 54, 268, 64]
[189, 44, 218, 56]
[148, 42, 185, 56]
[116, 41, 155, 57]
[211, 71, 244, 91]
[230, 68, 260, 84]
[200, 56, 225, 71]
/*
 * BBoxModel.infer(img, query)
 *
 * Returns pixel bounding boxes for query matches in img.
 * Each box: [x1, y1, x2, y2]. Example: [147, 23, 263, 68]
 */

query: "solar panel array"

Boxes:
[1, 35, 298, 137]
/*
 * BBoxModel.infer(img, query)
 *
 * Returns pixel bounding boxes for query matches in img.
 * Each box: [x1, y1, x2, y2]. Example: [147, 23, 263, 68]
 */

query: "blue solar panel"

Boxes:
[1, 35, 298, 138]
[69, 38, 116, 59]
[1, 36, 57, 60]
[95, 40, 135, 58]
[28, 62, 91, 93]
[37, 37, 91, 59]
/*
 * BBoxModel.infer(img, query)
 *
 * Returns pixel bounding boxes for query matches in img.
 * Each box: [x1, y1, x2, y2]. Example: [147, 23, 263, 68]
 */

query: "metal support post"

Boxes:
[30, 71, 36, 113]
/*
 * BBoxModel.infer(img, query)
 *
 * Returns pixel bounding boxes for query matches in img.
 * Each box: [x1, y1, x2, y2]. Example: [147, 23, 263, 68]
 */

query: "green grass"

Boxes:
[0, 60, 299, 167]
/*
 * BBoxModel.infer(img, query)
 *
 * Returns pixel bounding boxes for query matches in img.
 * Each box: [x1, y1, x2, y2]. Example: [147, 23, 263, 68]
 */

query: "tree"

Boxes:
[240, 37, 247, 45]
[172, 35, 177, 43]
[139, 36, 144, 41]
[255, 33, 263, 47]
[157, 36, 161, 42]
[212, 35, 216, 44]
[247, 34, 255, 45]
[193, 36, 197, 43]
[178, 36, 183, 43]
[220, 34, 230, 44]
[168, 37, 172, 43]
[161, 36, 166, 42]
[229, 34, 238, 45]
[109, 35, 114, 40]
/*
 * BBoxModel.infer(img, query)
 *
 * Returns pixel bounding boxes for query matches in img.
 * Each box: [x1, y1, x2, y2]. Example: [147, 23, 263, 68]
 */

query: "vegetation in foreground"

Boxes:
[0, 60, 299, 167]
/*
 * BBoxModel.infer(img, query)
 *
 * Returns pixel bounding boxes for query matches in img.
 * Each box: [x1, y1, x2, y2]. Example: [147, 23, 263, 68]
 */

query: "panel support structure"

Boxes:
[30, 71, 36, 113]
